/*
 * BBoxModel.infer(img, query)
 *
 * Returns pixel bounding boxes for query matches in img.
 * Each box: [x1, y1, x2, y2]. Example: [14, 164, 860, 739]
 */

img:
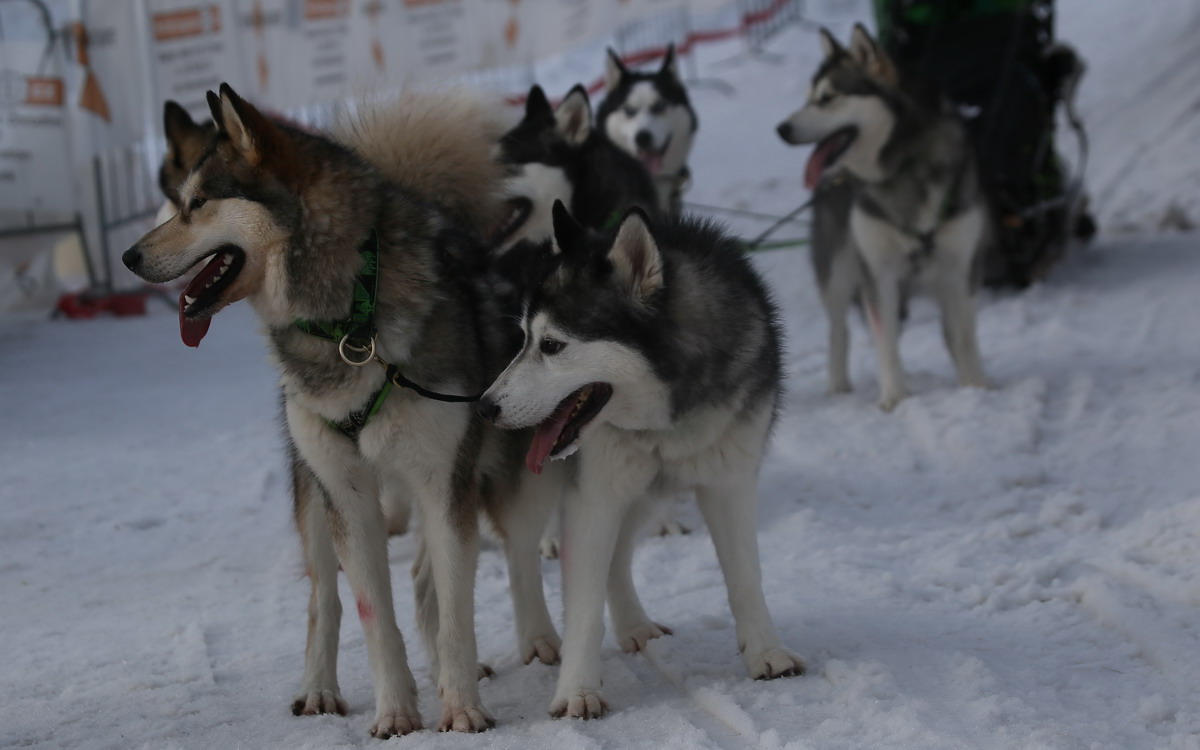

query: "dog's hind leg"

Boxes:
[292, 457, 347, 716]
[861, 263, 907, 410]
[822, 250, 859, 394]
[287, 405, 421, 739]
[490, 468, 562, 666]
[694, 434, 805, 681]
[608, 498, 673, 654]
[380, 475, 411, 536]
[538, 504, 562, 560]
[934, 263, 987, 389]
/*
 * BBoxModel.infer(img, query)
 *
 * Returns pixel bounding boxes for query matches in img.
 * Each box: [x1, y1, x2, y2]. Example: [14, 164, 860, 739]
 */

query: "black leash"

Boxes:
[292, 229, 482, 439]
[745, 198, 813, 250]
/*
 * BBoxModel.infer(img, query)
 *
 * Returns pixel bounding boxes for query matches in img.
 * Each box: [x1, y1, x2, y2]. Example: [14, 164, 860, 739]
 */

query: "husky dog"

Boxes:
[479, 201, 804, 718]
[495, 83, 658, 252]
[777, 25, 989, 410]
[598, 45, 697, 215]
[124, 84, 566, 737]
[493, 83, 663, 556]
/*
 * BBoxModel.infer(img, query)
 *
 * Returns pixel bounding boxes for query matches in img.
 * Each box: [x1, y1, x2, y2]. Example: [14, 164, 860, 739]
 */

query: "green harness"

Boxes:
[294, 229, 481, 441]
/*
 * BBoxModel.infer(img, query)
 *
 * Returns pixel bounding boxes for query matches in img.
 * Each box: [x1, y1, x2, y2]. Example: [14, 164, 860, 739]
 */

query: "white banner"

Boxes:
[0, 39, 74, 212]
[144, 0, 242, 117]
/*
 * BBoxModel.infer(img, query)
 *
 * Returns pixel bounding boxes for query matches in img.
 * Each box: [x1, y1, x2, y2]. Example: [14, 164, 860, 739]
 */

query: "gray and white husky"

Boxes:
[598, 45, 698, 215]
[777, 25, 989, 410]
[479, 201, 804, 718]
[123, 84, 565, 737]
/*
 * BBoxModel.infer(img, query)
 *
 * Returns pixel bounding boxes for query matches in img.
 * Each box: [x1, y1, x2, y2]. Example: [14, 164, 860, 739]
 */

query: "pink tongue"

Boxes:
[640, 150, 663, 176]
[178, 294, 211, 348]
[805, 138, 840, 190]
[525, 396, 578, 475]
[177, 253, 226, 348]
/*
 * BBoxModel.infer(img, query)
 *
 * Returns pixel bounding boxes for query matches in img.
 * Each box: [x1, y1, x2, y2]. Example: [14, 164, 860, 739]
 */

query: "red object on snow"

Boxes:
[56, 289, 150, 319]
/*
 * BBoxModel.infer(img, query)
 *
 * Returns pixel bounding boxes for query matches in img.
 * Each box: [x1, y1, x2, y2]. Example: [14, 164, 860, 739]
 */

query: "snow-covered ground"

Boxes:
[3, 2, 1200, 749]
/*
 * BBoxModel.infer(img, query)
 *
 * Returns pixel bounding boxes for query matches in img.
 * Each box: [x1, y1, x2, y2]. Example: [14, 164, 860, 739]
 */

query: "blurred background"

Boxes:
[1, 0, 1196, 314]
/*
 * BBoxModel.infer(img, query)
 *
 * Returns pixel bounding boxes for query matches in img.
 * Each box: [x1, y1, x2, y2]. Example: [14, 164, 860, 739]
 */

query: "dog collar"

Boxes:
[294, 229, 380, 351]
[292, 228, 482, 441]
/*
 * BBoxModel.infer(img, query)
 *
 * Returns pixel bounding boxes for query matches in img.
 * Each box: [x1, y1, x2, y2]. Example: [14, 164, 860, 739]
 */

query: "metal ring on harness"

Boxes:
[338, 334, 377, 367]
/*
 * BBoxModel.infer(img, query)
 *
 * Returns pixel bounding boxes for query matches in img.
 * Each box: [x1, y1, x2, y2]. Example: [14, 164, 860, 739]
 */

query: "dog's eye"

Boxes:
[623, 105, 637, 117]
[649, 101, 667, 115]
[188, 197, 207, 212]
[539, 338, 566, 355]
[816, 93, 836, 107]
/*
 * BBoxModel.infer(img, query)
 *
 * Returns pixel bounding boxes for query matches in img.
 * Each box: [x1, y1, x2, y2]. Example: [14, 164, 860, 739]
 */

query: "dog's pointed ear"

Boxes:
[609, 208, 663, 304]
[163, 101, 203, 161]
[206, 90, 224, 129]
[818, 27, 843, 59]
[551, 200, 584, 255]
[554, 84, 591, 147]
[525, 84, 552, 120]
[216, 82, 277, 166]
[605, 48, 628, 91]
[660, 43, 680, 81]
[849, 23, 897, 83]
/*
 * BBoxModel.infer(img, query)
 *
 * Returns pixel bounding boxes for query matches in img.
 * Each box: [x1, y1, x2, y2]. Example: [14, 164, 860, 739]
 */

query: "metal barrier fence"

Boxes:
[1, 0, 807, 297]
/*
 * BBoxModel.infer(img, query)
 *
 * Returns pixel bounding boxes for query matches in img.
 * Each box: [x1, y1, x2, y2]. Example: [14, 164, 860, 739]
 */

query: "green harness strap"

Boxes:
[292, 229, 480, 441]
[294, 230, 380, 349]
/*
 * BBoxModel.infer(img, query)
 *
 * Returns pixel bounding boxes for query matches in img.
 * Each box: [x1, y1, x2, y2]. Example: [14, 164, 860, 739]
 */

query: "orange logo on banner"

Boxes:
[305, 0, 349, 20]
[505, 0, 519, 48]
[251, 1, 269, 91]
[25, 77, 65, 107]
[404, 0, 449, 7]
[365, 1, 385, 72]
[71, 23, 110, 121]
[153, 9, 205, 41]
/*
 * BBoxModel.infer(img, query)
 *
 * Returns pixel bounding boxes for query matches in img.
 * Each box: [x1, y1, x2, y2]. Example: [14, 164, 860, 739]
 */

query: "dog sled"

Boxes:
[873, 0, 1095, 287]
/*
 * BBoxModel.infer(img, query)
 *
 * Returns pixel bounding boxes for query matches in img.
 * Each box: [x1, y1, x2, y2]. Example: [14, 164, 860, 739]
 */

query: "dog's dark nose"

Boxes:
[476, 397, 500, 423]
[122, 247, 142, 271]
[635, 130, 654, 150]
[776, 122, 793, 143]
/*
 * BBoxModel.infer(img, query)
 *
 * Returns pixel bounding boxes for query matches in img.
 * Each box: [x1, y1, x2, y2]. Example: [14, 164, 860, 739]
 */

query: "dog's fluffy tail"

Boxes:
[338, 90, 509, 239]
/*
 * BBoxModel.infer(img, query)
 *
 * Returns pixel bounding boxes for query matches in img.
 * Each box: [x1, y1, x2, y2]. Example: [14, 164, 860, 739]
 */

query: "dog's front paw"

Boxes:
[437, 703, 496, 733]
[549, 689, 608, 720]
[369, 708, 423, 739]
[291, 687, 347, 716]
[744, 646, 806, 680]
[539, 534, 560, 560]
[522, 633, 562, 665]
[828, 378, 853, 395]
[878, 389, 907, 412]
[958, 374, 989, 389]
[615, 621, 673, 653]
[653, 518, 690, 536]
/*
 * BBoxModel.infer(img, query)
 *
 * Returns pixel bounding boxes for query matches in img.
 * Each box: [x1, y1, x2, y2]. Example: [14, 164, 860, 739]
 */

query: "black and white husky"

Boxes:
[777, 25, 989, 410]
[479, 201, 804, 718]
[597, 45, 698, 215]
[495, 83, 658, 252]
[124, 84, 565, 737]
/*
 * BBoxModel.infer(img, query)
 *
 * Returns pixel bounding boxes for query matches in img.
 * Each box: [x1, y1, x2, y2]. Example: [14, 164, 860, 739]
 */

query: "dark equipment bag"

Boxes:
[873, 0, 1095, 287]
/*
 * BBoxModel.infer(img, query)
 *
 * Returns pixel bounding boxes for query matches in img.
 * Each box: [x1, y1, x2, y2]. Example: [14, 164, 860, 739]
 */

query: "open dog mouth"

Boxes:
[526, 383, 613, 474]
[637, 136, 671, 175]
[492, 197, 533, 248]
[178, 245, 245, 348]
[804, 127, 857, 189]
